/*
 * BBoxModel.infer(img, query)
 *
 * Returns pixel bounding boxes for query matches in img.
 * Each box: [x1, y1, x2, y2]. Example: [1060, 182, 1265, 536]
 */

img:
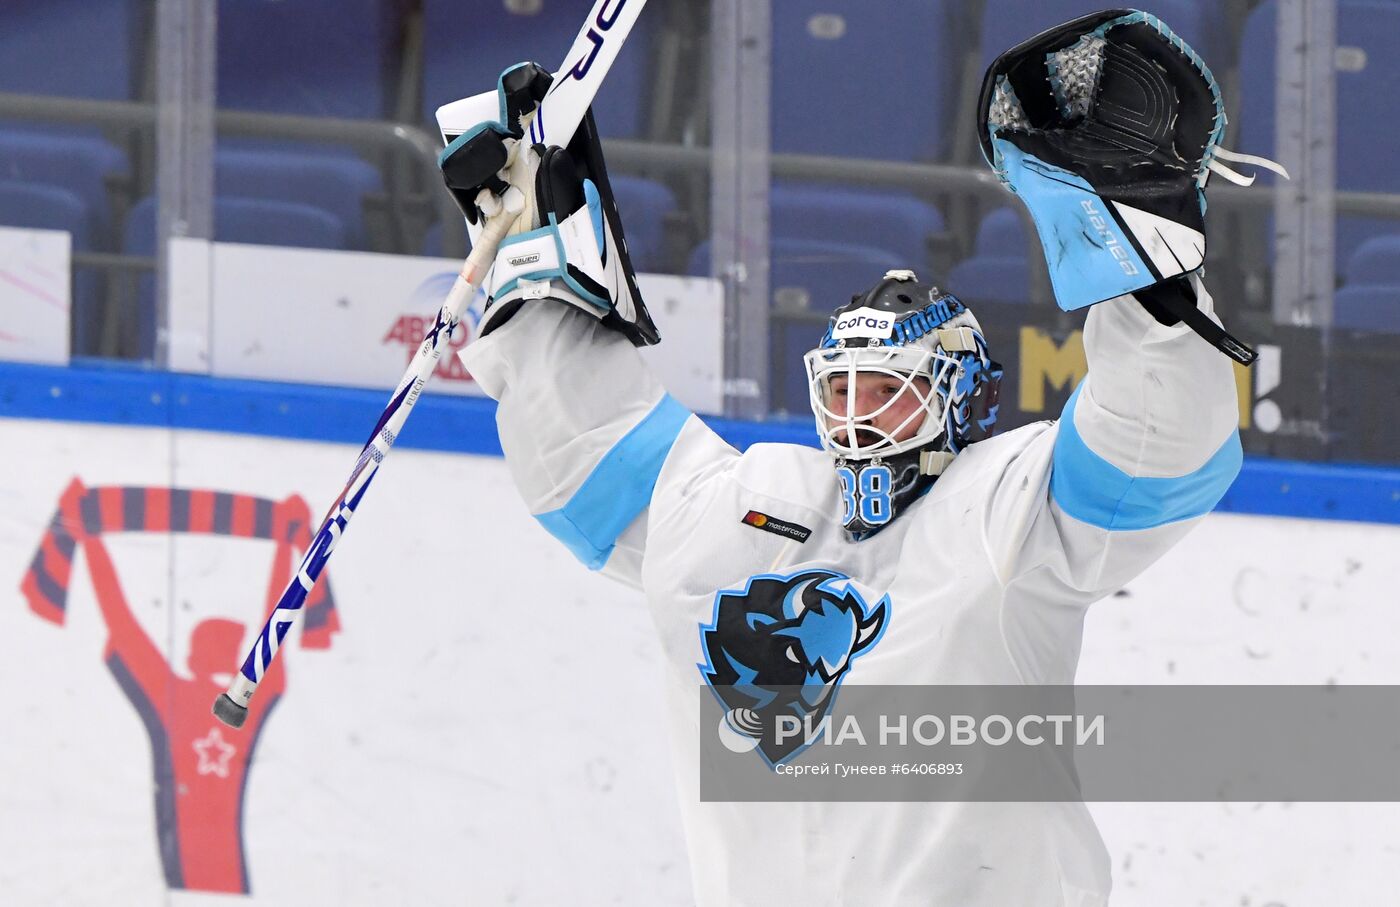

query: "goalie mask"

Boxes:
[804, 271, 1003, 540]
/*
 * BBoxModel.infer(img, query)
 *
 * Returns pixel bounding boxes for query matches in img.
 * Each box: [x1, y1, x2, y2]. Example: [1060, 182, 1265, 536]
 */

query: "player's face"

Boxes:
[825, 372, 931, 447]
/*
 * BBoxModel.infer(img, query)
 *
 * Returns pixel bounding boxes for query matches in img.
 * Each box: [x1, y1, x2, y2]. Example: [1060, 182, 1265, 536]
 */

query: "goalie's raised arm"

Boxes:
[447, 63, 720, 586]
[971, 12, 1255, 596]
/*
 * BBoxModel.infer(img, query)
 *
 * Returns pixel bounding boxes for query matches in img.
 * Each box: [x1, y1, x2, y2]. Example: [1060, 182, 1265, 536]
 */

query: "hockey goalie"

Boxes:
[441, 11, 1275, 906]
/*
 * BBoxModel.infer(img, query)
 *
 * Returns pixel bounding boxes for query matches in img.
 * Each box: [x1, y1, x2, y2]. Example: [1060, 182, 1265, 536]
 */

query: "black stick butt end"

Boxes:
[213, 694, 249, 729]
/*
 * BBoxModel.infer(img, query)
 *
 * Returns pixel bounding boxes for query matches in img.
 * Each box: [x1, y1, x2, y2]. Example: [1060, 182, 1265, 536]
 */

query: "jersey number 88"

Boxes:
[836, 464, 892, 527]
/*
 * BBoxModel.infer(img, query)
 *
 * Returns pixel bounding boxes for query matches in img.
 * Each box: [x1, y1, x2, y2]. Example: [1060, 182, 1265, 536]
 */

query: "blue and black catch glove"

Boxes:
[977, 9, 1285, 364]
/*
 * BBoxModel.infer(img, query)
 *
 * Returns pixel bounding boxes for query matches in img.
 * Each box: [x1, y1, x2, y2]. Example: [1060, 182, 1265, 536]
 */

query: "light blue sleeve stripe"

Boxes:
[1050, 383, 1242, 530]
[535, 394, 691, 570]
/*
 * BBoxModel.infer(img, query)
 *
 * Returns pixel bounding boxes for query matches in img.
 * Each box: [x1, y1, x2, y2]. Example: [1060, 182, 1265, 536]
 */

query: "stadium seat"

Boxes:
[1334, 286, 1400, 333]
[125, 195, 349, 257]
[216, 0, 393, 120]
[946, 256, 1032, 305]
[771, 1, 956, 162]
[770, 184, 945, 273]
[1337, 235, 1400, 332]
[216, 147, 381, 251]
[946, 208, 1033, 304]
[0, 181, 90, 247]
[421, 0, 651, 138]
[689, 238, 903, 306]
[0, 180, 100, 353]
[0, 131, 129, 243]
[767, 239, 905, 312]
[214, 0, 394, 250]
[969, 207, 1027, 254]
[0, 1, 141, 249]
[979, 2, 1219, 71]
[1239, 0, 1400, 268]
[1343, 235, 1400, 287]
[0, 0, 143, 102]
[213, 198, 348, 251]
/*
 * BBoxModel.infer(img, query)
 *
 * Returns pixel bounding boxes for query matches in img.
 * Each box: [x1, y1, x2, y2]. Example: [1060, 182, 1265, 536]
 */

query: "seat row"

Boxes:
[4, 0, 1400, 352]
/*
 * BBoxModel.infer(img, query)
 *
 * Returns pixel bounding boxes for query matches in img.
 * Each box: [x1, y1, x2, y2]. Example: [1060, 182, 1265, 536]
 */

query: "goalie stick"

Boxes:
[212, 0, 650, 729]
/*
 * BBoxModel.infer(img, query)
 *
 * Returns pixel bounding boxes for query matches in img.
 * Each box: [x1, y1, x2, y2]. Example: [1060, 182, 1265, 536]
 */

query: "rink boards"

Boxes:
[0, 402, 1398, 905]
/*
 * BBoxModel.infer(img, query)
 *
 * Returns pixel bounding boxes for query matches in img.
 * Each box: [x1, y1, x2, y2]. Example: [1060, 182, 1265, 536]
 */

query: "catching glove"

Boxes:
[977, 9, 1286, 363]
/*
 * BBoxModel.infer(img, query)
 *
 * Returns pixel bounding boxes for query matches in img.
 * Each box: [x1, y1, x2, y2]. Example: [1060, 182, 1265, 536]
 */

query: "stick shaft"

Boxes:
[217, 217, 510, 719]
[216, 0, 650, 727]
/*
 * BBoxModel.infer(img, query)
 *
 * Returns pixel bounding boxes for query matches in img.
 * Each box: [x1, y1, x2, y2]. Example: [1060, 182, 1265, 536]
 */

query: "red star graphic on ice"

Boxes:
[193, 726, 238, 778]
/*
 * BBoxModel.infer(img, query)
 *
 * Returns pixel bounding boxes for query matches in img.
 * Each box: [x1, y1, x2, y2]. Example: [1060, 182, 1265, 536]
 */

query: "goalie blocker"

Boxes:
[438, 62, 659, 347]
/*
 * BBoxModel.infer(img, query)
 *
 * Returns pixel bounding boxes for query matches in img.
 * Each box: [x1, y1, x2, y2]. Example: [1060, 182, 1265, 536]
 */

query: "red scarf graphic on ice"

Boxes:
[20, 477, 341, 894]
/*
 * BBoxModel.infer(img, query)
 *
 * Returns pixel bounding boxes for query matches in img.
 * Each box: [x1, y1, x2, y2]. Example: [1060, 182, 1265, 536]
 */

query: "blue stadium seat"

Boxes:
[124, 195, 350, 358]
[946, 208, 1033, 304]
[980, 2, 1219, 70]
[0, 180, 100, 353]
[770, 184, 944, 272]
[689, 237, 903, 305]
[771, 1, 956, 161]
[213, 198, 348, 250]
[1337, 234, 1400, 331]
[0, 131, 129, 242]
[125, 195, 349, 255]
[946, 256, 1031, 305]
[766, 240, 906, 313]
[421, 0, 651, 138]
[1239, 1, 1400, 268]
[215, 0, 393, 249]
[0, 181, 90, 247]
[216, 0, 393, 120]
[1343, 235, 1400, 287]
[1335, 287, 1400, 333]
[0, 1, 141, 248]
[216, 147, 381, 250]
[0, 0, 143, 101]
[969, 207, 1027, 253]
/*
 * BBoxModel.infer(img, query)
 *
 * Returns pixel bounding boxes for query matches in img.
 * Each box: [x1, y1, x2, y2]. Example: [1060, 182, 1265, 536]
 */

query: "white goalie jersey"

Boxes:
[460, 280, 1241, 907]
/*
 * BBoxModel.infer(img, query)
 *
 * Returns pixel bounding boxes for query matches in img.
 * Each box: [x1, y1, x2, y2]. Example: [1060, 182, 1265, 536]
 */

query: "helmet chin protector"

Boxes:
[804, 270, 1003, 539]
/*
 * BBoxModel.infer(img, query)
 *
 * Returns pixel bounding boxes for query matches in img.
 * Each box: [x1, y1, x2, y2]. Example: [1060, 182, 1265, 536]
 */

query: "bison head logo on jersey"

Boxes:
[699, 569, 888, 766]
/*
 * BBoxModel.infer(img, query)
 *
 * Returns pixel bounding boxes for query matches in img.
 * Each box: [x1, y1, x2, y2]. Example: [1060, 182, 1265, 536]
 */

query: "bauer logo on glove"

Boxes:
[976, 9, 1287, 314]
